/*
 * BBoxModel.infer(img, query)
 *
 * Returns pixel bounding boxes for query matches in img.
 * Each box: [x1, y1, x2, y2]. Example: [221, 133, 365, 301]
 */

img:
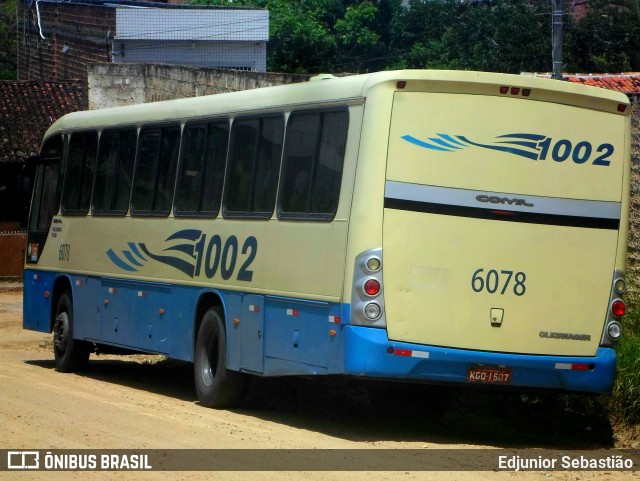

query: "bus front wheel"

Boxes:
[53, 292, 90, 372]
[194, 307, 245, 408]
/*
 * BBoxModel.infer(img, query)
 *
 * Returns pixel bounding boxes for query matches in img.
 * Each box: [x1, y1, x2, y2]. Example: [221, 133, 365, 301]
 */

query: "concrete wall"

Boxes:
[88, 63, 310, 109]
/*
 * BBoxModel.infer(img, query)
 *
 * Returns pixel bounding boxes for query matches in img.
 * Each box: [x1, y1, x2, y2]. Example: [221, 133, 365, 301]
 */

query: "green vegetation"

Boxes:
[608, 310, 640, 425]
[0, 0, 17, 80]
[193, 0, 640, 74]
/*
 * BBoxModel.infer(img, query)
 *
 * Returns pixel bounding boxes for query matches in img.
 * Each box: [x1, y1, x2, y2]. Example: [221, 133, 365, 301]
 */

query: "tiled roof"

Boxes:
[524, 72, 640, 95]
[0, 81, 86, 163]
[563, 73, 640, 94]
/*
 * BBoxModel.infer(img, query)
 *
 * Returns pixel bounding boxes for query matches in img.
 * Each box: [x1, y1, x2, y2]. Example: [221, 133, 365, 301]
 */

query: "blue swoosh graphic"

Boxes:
[128, 243, 147, 262]
[402, 133, 545, 161]
[107, 249, 138, 272]
[401, 135, 456, 152]
[139, 244, 195, 278]
[107, 230, 204, 277]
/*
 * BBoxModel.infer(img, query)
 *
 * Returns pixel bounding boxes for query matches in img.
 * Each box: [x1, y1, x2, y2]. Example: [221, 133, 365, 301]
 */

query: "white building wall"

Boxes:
[114, 7, 268, 72]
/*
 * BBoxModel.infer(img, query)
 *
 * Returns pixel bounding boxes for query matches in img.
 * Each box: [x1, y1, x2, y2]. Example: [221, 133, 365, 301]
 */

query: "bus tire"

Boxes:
[194, 307, 245, 409]
[53, 291, 90, 372]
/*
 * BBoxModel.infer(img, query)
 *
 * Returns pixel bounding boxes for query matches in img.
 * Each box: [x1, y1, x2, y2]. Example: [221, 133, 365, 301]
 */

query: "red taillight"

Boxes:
[397, 81, 407, 89]
[511, 87, 520, 95]
[499, 86, 509, 94]
[612, 300, 626, 317]
[522, 88, 532, 97]
[364, 279, 381, 296]
[571, 363, 592, 371]
[618, 104, 627, 113]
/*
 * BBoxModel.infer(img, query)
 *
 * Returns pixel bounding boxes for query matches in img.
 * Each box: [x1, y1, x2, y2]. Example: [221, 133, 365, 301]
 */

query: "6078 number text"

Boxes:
[471, 268, 526, 296]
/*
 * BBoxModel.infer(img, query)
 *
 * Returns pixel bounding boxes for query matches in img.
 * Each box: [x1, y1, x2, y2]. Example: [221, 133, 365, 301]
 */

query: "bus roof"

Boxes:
[45, 70, 630, 138]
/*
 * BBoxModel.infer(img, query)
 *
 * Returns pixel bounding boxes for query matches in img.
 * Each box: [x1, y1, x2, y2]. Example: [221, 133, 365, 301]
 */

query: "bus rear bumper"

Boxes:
[343, 326, 616, 394]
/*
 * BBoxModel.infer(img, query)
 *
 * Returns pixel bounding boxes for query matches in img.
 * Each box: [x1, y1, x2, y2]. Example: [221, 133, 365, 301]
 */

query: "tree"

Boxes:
[188, 0, 640, 74]
[389, 0, 551, 73]
[0, 0, 17, 80]
[565, 0, 640, 72]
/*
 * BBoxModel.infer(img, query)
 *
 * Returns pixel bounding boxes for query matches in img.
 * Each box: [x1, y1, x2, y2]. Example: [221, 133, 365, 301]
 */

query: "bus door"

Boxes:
[382, 88, 626, 357]
[23, 135, 65, 332]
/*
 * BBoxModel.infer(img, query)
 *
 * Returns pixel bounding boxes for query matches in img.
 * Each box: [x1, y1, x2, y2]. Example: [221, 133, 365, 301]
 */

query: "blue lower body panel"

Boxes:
[23, 269, 616, 394]
[343, 326, 616, 394]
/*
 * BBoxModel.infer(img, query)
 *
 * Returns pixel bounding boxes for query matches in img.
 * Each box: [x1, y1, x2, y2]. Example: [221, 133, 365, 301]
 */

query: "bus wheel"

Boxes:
[53, 292, 90, 372]
[194, 307, 245, 409]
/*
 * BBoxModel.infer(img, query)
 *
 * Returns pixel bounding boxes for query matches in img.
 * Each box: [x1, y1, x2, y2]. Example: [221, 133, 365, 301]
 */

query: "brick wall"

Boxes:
[87, 63, 309, 109]
[18, 2, 114, 91]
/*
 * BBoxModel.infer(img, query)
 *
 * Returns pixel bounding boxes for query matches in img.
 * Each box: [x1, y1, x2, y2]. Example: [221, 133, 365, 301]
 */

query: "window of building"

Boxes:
[224, 115, 284, 218]
[174, 120, 229, 217]
[93, 128, 137, 215]
[278, 108, 348, 220]
[131, 125, 181, 216]
[61, 132, 98, 215]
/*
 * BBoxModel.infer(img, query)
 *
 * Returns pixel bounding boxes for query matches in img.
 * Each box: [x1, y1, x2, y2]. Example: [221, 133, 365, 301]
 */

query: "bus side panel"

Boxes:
[72, 276, 99, 341]
[23, 268, 54, 333]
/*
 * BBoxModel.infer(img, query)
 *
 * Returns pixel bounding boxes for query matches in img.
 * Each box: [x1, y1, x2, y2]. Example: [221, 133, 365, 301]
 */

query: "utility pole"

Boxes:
[552, 0, 563, 80]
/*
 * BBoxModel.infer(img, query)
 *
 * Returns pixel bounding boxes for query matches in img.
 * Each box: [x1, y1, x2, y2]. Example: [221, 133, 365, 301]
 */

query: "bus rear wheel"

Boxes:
[194, 307, 245, 408]
[53, 291, 90, 372]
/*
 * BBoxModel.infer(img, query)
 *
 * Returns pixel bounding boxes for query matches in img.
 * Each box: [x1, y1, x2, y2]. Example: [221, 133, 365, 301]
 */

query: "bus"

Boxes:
[23, 70, 631, 408]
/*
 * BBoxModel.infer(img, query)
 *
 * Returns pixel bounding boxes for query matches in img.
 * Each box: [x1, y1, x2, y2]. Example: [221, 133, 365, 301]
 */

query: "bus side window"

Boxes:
[174, 120, 229, 217]
[29, 135, 64, 234]
[131, 125, 181, 216]
[93, 129, 137, 215]
[61, 132, 98, 215]
[223, 114, 284, 218]
[278, 108, 349, 220]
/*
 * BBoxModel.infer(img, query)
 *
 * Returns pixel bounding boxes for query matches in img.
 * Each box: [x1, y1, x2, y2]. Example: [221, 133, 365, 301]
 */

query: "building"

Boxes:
[17, 0, 269, 86]
[0, 80, 86, 228]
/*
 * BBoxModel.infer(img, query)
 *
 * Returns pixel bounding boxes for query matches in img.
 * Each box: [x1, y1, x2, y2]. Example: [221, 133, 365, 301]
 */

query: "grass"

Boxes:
[607, 309, 640, 424]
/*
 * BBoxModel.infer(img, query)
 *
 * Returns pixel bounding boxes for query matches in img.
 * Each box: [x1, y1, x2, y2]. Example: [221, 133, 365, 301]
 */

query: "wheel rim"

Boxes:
[199, 331, 219, 388]
[54, 312, 69, 353]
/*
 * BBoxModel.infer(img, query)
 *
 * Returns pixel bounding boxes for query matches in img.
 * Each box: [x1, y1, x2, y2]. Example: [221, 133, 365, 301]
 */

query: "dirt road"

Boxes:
[1, 289, 637, 481]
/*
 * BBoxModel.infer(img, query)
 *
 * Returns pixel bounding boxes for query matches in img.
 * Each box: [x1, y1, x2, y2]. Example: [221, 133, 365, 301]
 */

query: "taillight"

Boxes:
[351, 248, 386, 327]
[499, 86, 531, 97]
[612, 300, 626, 317]
[364, 279, 380, 296]
[608, 322, 622, 340]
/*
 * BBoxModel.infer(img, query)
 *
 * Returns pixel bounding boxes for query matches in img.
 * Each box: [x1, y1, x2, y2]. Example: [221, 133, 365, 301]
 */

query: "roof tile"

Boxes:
[0, 81, 86, 163]
[526, 72, 640, 95]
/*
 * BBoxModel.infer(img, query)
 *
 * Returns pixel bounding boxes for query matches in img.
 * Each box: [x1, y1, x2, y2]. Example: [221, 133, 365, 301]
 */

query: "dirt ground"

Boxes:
[0, 288, 638, 481]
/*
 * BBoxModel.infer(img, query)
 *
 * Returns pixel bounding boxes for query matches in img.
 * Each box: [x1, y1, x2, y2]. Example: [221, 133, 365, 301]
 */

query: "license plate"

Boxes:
[466, 366, 512, 384]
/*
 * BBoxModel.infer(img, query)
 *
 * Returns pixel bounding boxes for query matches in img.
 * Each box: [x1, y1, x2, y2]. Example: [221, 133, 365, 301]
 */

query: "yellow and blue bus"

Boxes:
[23, 70, 631, 407]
